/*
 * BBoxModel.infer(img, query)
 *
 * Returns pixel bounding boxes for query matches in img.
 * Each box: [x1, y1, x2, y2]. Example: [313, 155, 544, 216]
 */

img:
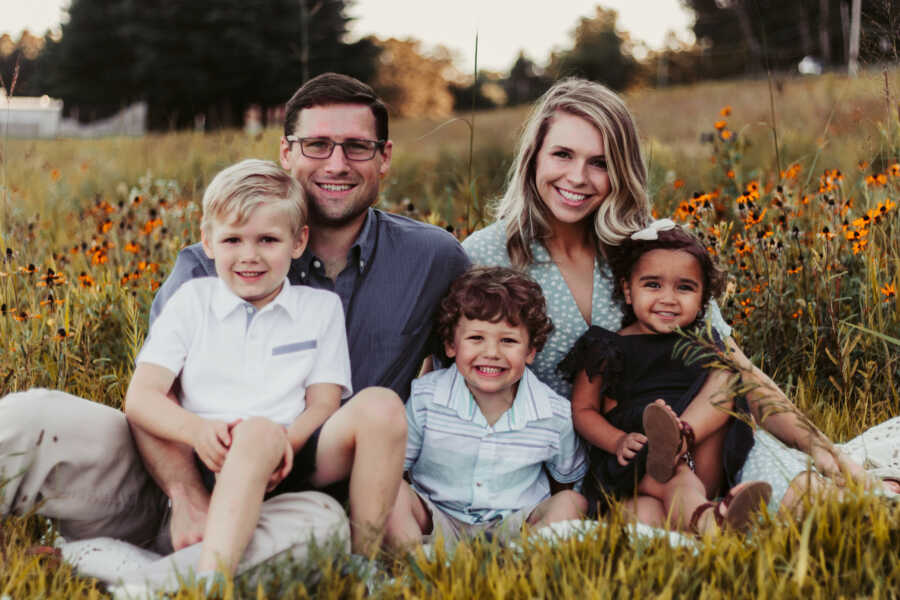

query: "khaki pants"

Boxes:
[0, 389, 349, 583]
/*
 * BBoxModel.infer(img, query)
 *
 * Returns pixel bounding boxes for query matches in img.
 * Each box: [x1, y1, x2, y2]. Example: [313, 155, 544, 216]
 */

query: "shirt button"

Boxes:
[313, 260, 321, 269]
[359, 260, 365, 269]
[300, 272, 307, 279]
[476, 482, 482, 487]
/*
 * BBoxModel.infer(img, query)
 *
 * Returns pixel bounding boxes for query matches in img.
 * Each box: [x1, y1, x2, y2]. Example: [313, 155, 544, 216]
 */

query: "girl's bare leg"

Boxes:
[198, 417, 286, 573]
[621, 495, 667, 527]
[639, 464, 712, 533]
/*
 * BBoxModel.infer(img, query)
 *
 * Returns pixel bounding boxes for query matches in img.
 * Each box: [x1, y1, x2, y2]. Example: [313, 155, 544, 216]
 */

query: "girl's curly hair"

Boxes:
[607, 226, 725, 328]
[437, 266, 554, 352]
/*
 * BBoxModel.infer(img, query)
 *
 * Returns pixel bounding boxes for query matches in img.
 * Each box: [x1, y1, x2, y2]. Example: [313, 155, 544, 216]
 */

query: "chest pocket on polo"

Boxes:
[272, 340, 317, 355]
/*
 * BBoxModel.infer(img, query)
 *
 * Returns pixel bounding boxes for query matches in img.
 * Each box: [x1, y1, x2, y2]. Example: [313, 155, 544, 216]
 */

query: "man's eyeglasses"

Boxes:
[285, 136, 385, 161]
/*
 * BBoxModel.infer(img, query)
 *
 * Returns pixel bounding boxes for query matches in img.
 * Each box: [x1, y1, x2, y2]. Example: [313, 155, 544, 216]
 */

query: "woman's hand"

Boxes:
[810, 444, 867, 486]
[616, 432, 647, 466]
[266, 428, 294, 492]
[192, 418, 235, 472]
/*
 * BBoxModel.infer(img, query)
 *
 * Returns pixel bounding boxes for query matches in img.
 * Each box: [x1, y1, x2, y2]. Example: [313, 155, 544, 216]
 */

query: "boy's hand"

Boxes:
[265, 428, 294, 492]
[193, 418, 237, 472]
[616, 432, 647, 466]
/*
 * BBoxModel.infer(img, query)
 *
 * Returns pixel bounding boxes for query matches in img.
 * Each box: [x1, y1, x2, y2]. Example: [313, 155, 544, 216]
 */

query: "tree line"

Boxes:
[1, 0, 896, 128]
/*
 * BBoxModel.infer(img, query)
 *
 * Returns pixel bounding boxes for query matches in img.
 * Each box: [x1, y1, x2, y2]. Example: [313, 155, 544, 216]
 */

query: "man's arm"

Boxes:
[149, 243, 216, 325]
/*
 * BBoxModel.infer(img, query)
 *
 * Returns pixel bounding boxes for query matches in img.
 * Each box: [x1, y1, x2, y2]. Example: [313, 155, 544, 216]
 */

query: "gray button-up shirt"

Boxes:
[150, 208, 471, 399]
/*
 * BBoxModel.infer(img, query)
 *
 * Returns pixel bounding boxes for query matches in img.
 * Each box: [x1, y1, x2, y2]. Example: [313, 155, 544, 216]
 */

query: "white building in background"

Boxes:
[0, 90, 62, 138]
[0, 89, 146, 138]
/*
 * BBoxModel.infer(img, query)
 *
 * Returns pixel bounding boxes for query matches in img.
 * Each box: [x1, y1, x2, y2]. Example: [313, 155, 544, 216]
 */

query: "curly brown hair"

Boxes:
[437, 267, 554, 353]
[607, 225, 725, 328]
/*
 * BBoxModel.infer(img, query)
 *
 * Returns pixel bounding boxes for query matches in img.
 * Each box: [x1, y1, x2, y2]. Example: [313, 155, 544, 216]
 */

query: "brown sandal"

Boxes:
[643, 403, 695, 483]
[690, 481, 772, 535]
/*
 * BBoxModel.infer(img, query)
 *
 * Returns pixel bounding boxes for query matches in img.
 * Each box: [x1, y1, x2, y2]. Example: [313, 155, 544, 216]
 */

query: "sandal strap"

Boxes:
[680, 421, 696, 453]
[680, 421, 697, 471]
[688, 501, 717, 534]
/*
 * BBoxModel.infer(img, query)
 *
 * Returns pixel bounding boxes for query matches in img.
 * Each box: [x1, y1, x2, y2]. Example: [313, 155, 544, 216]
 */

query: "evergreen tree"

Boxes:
[36, 0, 379, 129]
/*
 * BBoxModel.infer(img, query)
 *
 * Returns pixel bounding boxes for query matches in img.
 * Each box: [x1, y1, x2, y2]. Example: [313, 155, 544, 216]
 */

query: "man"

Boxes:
[0, 73, 469, 588]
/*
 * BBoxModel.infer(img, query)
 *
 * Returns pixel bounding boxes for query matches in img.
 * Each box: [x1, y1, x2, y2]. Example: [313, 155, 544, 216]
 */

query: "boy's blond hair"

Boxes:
[201, 159, 306, 236]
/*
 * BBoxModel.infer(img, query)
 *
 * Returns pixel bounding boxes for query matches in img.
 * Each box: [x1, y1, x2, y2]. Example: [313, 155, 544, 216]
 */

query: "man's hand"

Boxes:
[615, 432, 647, 466]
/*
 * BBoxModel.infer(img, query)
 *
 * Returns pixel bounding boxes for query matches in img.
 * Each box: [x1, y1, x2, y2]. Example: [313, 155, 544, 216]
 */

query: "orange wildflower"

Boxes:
[714, 120, 727, 130]
[882, 283, 896, 301]
[78, 272, 95, 287]
[720, 106, 732, 117]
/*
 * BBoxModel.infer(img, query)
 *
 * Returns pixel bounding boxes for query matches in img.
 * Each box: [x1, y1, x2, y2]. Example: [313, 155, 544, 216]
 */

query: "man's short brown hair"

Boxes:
[437, 267, 554, 352]
[283, 72, 388, 143]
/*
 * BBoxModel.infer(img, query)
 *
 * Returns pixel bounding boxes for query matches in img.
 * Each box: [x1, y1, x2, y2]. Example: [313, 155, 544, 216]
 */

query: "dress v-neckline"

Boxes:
[534, 241, 597, 328]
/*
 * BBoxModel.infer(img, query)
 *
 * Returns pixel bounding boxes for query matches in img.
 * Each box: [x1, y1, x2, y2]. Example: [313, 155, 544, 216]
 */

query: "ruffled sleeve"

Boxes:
[557, 326, 623, 396]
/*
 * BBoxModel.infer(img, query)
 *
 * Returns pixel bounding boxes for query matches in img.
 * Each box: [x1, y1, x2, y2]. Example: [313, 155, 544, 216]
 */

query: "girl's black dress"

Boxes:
[558, 326, 753, 514]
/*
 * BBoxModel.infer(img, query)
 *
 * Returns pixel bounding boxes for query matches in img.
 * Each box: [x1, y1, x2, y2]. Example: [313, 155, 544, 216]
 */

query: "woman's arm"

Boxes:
[727, 338, 866, 482]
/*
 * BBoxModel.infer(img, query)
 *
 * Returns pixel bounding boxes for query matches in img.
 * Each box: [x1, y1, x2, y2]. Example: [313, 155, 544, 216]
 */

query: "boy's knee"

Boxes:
[352, 387, 406, 438]
[557, 490, 588, 515]
[230, 417, 285, 455]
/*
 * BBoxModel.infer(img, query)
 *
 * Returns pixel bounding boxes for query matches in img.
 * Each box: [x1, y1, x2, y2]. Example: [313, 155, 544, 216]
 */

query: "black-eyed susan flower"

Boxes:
[78, 272, 95, 287]
[882, 283, 896, 301]
[720, 106, 732, 117]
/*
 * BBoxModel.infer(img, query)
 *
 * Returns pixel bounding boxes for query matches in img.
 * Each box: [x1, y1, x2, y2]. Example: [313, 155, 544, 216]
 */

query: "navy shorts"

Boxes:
[197, 424, 322, 499]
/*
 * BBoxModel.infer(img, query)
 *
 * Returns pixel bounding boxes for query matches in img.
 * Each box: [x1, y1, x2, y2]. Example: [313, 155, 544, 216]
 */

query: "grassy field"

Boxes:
[1, 66, 899, 598]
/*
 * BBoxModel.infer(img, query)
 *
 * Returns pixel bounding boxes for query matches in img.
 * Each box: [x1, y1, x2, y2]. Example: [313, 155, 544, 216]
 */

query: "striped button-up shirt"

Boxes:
[405, 365, 587, 524]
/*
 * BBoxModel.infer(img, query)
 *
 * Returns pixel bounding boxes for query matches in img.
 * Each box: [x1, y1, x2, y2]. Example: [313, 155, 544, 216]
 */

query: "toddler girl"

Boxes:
[560, 220, 769, 535]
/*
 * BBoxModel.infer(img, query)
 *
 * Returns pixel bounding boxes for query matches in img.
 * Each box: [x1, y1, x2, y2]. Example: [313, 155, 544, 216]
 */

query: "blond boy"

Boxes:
[126, 159, 403, 579]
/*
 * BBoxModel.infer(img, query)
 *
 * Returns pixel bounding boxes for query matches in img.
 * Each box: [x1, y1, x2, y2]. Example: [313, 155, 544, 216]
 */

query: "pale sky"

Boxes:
[1, 0, 695, 71]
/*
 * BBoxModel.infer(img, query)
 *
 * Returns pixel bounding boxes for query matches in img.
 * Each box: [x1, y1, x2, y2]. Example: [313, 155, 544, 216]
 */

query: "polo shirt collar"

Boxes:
[210, 277, 296, 320]
[435, 364, 553, 429]
[293, 208, 378, 277]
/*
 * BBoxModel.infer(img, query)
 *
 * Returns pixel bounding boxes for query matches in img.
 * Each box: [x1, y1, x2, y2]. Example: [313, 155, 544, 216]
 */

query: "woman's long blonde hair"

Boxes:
[495, 78, 651, 267]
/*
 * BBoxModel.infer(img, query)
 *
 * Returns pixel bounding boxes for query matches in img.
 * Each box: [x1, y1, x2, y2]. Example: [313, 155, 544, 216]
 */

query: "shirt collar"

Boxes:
[211, 277, 296, 320]
[291, 208, 378, 278]
[434, 364, 553, 429]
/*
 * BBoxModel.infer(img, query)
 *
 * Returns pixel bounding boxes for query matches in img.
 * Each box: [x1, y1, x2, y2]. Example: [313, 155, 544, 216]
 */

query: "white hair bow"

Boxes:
[630, 218, 676, 241]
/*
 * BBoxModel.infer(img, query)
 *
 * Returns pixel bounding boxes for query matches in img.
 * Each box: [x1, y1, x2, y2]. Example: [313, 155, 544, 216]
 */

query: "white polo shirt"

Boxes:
[137, 277, 352, 426]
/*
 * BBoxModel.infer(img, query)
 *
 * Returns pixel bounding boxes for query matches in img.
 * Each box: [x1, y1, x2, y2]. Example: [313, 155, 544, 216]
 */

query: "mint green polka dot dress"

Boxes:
[462, 222, 732, 399]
